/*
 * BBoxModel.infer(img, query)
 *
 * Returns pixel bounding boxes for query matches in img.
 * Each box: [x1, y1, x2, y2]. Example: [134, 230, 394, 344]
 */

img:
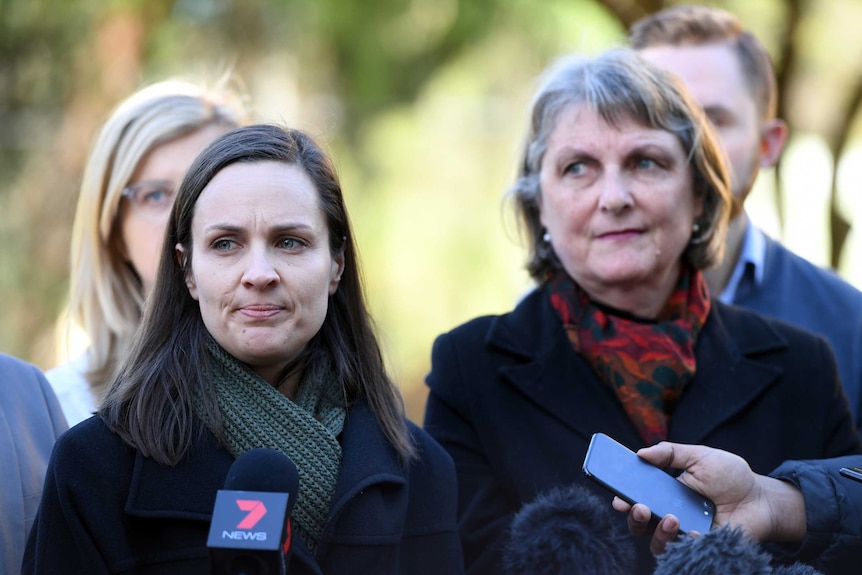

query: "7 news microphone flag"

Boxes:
[208, 448, 300, 575]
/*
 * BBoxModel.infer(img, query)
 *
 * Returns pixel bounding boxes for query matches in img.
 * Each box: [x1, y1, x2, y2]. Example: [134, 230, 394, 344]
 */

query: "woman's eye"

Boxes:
[634, 157, 660, 170]
[565, 161, 587, 176]
[213, 239, 235, 251]
[141, 187, 173, 206]
[279, 238, 301, 250]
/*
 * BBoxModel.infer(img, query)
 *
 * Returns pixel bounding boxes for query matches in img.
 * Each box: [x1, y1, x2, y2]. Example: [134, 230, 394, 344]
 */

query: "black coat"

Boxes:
[424, 286, 862, 575]
[23, 401, 463, 575]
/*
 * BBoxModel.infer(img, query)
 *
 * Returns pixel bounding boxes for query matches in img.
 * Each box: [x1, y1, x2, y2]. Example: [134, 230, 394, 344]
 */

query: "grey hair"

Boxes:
[508, 48, 732, 282]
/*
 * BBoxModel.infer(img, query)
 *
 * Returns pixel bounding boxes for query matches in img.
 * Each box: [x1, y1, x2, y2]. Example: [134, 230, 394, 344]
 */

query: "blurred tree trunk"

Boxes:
[0, 2, 162, 364]
[772, 0, 803, 245]
[825, 80, 862, 268]
[597, 0, 666, 28]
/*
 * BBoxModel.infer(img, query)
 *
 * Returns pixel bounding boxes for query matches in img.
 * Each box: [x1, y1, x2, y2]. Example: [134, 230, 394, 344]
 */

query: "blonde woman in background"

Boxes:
[47, 79, 248, 426]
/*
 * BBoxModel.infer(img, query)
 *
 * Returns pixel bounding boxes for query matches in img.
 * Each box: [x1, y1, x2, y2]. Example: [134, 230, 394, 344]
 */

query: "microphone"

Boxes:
[501, 483, 636, 575]
[653, 525, 824, 575]
[208, 448, 300, 575]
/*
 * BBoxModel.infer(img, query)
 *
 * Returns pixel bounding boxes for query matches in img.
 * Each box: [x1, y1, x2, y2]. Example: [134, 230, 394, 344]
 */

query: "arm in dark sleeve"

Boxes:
[813, 338, 862, 459]
[766, 455, 862, 575]
[22, 429, 111, 575]
[851, 315, 862, 432]
[400, 424, 464, 575]
[423, 333, 517, 575]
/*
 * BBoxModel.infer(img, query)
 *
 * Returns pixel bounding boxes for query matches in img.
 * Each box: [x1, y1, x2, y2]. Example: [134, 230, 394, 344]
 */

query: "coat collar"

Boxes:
[487, 286, 788, 446]
[124, 401, 405, 521]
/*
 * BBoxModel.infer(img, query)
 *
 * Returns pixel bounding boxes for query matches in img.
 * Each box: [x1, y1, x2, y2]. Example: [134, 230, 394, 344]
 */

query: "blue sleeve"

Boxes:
[767, 456, 862, 574]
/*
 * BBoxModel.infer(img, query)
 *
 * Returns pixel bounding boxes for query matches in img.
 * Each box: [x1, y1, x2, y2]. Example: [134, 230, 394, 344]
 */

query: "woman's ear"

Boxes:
[694, 192, 706, 219]
[175, 243, 198, 300]
[329, 248, 345, 295]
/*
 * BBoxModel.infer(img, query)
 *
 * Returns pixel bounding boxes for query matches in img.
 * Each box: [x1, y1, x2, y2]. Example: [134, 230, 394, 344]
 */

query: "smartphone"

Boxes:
[839, 466, 862, 483]
[582, 432, 715, 534]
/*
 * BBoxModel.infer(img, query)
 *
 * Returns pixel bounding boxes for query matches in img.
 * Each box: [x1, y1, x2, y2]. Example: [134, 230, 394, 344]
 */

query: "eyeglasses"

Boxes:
[121, 180, 176, 220]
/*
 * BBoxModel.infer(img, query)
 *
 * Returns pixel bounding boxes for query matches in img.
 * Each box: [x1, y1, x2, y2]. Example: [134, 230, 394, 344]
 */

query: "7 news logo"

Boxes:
[222, 498, 268, 541]
[236, 499, 267, 529]
[208, 489, 289, 550]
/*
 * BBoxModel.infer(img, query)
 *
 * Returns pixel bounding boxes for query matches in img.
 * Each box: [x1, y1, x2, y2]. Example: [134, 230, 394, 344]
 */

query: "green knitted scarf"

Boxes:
[198, 339, 346, 555]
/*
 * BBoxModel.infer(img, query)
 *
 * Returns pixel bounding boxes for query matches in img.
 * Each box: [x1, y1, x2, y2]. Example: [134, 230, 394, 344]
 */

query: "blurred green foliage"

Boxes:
[1, 0, 861, 422]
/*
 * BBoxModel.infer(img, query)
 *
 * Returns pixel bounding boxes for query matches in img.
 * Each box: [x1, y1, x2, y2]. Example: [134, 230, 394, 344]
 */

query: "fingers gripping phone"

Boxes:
[582, 433, 715, 535]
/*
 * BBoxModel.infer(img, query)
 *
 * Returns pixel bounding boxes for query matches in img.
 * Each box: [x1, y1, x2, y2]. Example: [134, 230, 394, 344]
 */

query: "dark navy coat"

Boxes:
[768, 455, 862, 574]
[424, 286, 862, 575]
[734, 232, 862, 429]
[23, 401, 463, 575]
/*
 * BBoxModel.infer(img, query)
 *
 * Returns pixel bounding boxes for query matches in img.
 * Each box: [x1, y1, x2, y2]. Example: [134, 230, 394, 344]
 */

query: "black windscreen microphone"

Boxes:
[208, 448, 300, 575]
[501, 483, 636, 575]
[653, 525, 825, 575]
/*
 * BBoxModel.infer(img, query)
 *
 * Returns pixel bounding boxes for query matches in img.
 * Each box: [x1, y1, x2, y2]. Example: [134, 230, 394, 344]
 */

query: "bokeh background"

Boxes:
[2, 0, 862, 423]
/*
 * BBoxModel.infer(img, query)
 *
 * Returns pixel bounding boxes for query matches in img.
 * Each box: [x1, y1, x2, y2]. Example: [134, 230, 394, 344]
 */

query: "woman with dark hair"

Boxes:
[25, 124, 462, 575]
[423, 48, 862, 575]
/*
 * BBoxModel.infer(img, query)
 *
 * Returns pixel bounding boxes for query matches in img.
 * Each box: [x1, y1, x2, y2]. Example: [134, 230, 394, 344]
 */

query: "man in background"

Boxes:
[632, 5, 862, 429]
[0, 354, 67, 574]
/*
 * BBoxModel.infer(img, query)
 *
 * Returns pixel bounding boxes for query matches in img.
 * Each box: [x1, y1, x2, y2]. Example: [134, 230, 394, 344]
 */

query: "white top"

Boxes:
[45, 354, 97, 427]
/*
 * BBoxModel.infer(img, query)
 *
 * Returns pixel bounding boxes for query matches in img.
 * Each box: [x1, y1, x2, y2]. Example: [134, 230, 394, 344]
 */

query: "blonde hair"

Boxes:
[65, 78, 247, 397]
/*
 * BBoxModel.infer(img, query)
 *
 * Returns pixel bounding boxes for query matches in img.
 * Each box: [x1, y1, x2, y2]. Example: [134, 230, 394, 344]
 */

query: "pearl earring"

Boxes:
[692, 222, 701, 234]
[542, 232, 551, 243]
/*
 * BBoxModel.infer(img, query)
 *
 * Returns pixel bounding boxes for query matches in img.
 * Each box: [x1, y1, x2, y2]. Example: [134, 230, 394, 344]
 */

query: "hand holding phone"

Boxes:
[582, 433, 715, 535]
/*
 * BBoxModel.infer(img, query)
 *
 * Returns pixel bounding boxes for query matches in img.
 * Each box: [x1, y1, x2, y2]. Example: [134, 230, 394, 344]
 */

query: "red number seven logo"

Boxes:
[236, 499, 267, 529]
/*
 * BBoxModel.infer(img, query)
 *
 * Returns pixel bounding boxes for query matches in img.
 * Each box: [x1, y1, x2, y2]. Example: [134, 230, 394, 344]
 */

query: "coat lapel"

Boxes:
[123, 404, 406, 574]
[125, 405, 406, 519]
[125, 431, 234, 520]
[670, 301, 786, 444]
[489, 290, 789, 449]
[489, 288, 642, 447]
[305, 401, 406, 559]
[328, 401, 405, 509]
[124, 403, 404, 522]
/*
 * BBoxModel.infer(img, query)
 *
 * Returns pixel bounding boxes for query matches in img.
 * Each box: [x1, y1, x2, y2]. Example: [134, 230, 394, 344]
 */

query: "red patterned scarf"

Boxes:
[548, 268, 711, 445]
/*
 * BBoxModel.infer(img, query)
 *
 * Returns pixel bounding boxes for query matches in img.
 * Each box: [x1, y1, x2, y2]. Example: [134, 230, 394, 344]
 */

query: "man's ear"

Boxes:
[175, 243, 198, 300]
[759, 119, 788, 168]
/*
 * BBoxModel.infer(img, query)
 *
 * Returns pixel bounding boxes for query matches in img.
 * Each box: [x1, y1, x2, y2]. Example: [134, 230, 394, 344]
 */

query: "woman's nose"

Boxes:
[597, 169, 634, 213]
[241, 245, 280, 288]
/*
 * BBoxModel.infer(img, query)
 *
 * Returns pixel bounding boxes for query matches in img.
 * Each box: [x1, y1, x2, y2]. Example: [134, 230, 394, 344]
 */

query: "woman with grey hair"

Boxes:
[423, 48, 861, 575]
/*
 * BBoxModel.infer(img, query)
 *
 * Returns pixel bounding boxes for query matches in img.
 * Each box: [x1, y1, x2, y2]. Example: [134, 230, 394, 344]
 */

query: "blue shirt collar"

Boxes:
[718, 219, 766, 303]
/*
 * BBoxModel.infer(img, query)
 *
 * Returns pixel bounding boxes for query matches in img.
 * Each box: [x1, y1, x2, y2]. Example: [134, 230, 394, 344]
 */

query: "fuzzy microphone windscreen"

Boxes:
[772, 562, 824, 575]
[653, 525, 772, 575]
[501, 483, 636, 575]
